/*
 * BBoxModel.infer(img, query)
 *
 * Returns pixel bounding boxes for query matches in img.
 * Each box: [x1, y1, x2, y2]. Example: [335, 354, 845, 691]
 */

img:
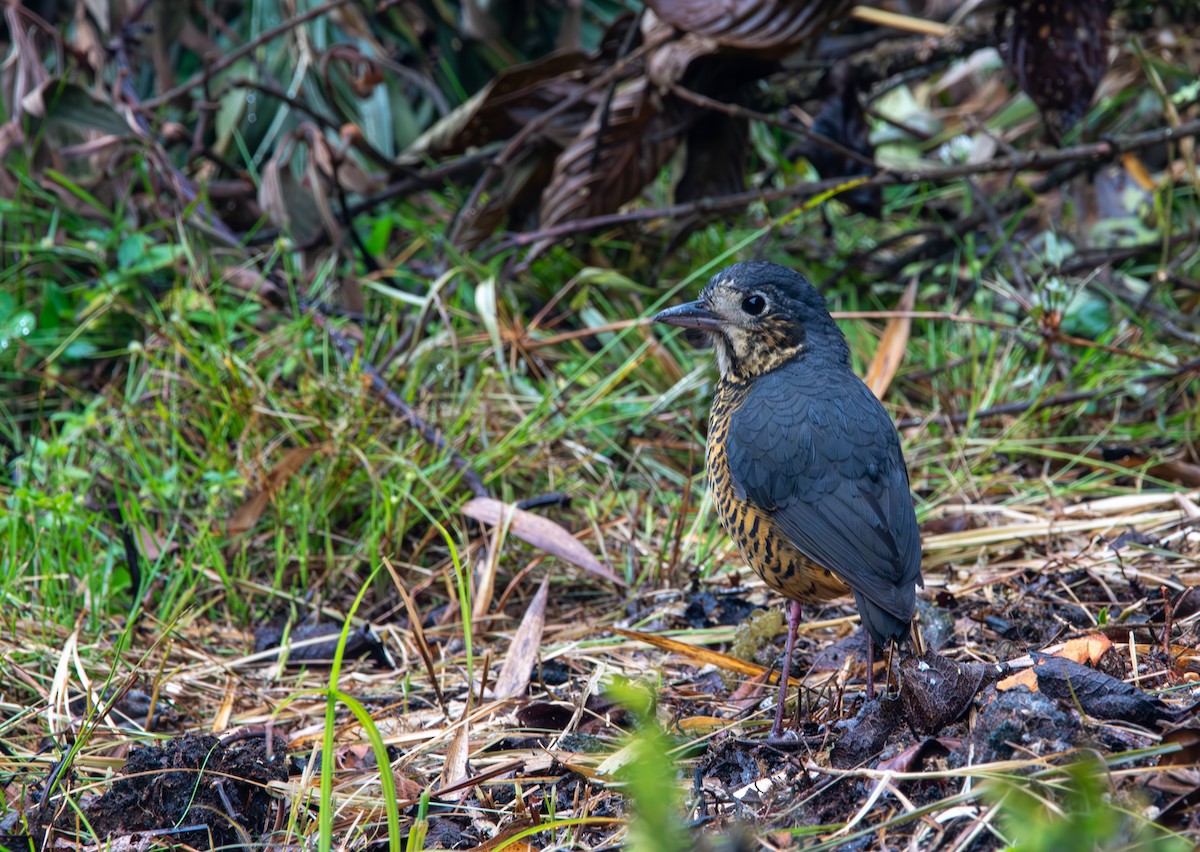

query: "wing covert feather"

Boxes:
[725, 361, 922, 628]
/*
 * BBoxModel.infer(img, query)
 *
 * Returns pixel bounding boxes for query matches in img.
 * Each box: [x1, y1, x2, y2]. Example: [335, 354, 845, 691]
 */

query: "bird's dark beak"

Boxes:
[653, 300, 724, 332]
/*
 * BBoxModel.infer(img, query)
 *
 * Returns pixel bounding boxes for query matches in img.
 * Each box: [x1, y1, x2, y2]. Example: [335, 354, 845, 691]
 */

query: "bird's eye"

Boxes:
[741, 294, 766, 316]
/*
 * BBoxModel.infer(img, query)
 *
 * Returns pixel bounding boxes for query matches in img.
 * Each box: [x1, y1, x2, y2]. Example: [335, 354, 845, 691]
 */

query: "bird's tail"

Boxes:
[852, 590, 913, 647]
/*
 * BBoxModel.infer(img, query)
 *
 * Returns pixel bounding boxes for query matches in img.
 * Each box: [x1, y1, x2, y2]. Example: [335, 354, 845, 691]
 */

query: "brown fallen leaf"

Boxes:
[1061, 633, 1113, 665]
[1088, 448, 1200, 488]
[675, 716, 730, 731]
[610, 627, 799, 686]
[997, 633, 1112, 692]
[439, 718, 472, 803]
[491, 578, 550, 700]
[228, 445, 322, 537]
[899, 651, 988, 734]
[876, 738, 960, 773]
[646, 0, 854, 57]
[131, 525, 178, 561]
[462, 497, 623, 586]
[530, 78, 678, 264]
[1025, 652, 1189, 726]
[863, 276, 917, 400]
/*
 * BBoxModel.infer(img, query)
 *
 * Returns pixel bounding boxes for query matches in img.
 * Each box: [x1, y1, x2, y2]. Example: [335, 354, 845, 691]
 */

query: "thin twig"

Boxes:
[489, 118, 1200, 256]
[672, 85, 877, 170]
[896, 355, 1200, 429]
[308, 313, 488, 497]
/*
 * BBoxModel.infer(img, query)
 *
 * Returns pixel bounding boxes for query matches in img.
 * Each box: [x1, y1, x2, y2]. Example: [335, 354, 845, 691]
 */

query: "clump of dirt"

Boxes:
[57, 733, 290, 848]
[971, 687, 1081, 763]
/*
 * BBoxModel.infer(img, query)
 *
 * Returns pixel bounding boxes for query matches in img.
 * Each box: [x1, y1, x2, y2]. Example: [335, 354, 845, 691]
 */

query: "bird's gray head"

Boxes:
[653, 261, 849, 381]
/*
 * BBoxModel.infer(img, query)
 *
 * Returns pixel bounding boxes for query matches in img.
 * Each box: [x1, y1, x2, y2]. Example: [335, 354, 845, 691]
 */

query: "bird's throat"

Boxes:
[714, 330, 804, 383]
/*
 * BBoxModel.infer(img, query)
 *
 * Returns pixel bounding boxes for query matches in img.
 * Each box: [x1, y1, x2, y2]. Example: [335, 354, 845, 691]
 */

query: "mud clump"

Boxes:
[59, 733, 290, 848]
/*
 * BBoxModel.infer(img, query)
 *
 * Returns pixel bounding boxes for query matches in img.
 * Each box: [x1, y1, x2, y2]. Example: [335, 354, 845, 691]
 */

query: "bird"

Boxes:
[654, 261, 923, 738]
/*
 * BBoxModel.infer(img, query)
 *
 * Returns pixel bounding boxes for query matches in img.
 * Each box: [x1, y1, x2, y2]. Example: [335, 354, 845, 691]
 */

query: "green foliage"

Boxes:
[605, 675, 689, 852]
[987, 758, 1191, 852]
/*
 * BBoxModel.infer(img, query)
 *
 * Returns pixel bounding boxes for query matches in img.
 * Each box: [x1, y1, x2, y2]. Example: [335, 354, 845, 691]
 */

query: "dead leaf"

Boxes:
[864, 276, 917, 400]
[829, 697, 903, 768]
[997, 633, 1112, 691]
[23, 78, 133, 137]
[1061, 633, 1113, 665]
[228, 445, 321, 537]
[454, 146, 556, 250]
[491, 578, 549, 699]
[1025, 652, 1187, 726]
[675, 716, 729, 731]
[531, 78, 680, 262]
[646, 0, 854, 57]
[515, 702, 575, 731]
[461, 497, 623, 586]
[387, 564, 446, 709]
[131, 525, 177, 561]
[401, 52, 591, 163]
[899, 650, 988, 734]
[1091, 447, 1200, 488]
[1122, 152, 1157, 191]
[875, 737, 957, 773]
[439, 718, 471, 802]
[1159, 728, 1200, 768]
[611, 627, 799, 685]
[258, 140, 330, 244]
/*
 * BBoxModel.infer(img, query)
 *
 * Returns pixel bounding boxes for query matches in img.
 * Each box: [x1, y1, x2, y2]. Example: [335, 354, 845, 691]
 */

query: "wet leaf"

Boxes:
[440, 711, 472, 802]
[1159, 728, 1200, 768]
[875, 737, 956, 773]
[258, 141, 331, 244]
[533, 78, 679, 260]
[998, 0, 1112, 139]
[454, 145, 556, 250]
[830, 697, 902, 768]
[899, 650, 989, 734]
[475, 276, 504, 368]
[1027, 652, 1186, 726]
[402, 52, 591, 162]
[462, 497, 623, 586]
[997, 633, 1112, 691]
[253, 622, 395, 669]
[130, 525, 177, 562]
[1094, 448, 1200, 488]
[492, 578, 549, 699]
[515, 701, 575, 731]
[23, 79, 132, 137]
[646, 0, 854, 57]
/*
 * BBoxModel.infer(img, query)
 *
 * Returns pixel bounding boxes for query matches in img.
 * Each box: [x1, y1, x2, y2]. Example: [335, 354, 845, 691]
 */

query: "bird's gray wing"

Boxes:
[724, 363, 922, 640]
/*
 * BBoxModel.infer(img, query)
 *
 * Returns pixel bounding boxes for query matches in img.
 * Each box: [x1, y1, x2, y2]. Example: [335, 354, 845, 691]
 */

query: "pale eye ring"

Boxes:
[741, 294, 766, 316]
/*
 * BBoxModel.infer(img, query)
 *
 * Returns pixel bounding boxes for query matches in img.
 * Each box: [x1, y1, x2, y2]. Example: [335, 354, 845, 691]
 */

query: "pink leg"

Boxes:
[770, 600, 803, 739]
[865, 638, 876, 700]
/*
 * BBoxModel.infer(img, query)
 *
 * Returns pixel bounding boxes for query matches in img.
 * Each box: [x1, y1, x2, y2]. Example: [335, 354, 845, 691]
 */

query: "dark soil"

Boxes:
[46, 733, 290, 848]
